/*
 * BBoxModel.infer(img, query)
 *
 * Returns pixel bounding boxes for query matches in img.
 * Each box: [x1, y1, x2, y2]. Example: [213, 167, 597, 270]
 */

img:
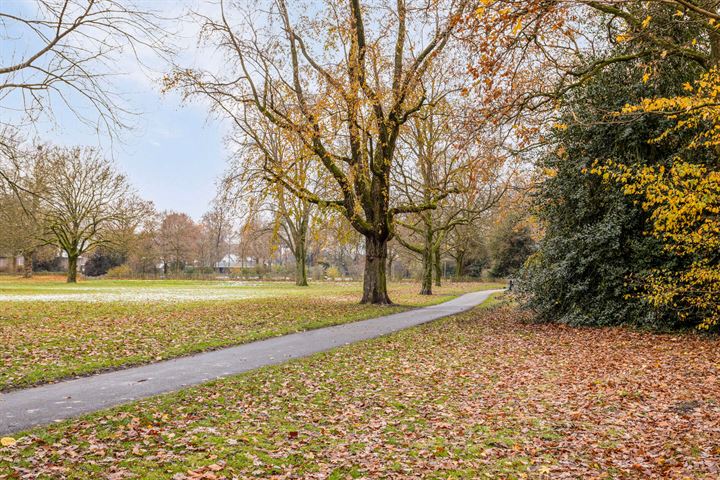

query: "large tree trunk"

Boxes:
[433, 244, 442, 287]
[22, 251, 33, 278]
[294, 241, 308, 286]
[361, 235, 392, 304]
[67, 255, 78, 283]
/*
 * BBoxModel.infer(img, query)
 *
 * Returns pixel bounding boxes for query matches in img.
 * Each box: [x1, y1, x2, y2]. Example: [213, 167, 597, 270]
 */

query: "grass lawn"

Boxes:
[0, 278, 503, 391]
[1, 298, 718, 479]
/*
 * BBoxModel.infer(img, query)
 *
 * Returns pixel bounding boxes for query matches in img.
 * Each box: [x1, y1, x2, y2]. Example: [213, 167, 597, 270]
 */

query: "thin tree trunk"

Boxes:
[67, 255, 78, 283]
[387, 252, 394, 282]
[22, 251, 33, 278]
[433, 244, 442, 287]
[455, 250, 466, 280]
[361, 235, 392, 304]
[420, 228, 433, 295]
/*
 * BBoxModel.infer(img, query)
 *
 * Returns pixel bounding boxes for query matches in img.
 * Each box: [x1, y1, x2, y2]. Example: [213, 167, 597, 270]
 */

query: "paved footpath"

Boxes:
[1, 289, 502, 435]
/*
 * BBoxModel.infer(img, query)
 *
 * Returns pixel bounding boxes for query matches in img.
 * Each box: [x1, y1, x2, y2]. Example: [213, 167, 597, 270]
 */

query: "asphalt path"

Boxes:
[0, 289, 501, 435]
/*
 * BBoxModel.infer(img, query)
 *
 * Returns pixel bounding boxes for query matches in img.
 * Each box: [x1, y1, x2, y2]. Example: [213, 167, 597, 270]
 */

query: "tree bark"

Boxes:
[22, 251, 33, 278]
[67, 254, 78, 283]
[361, 235, 392, 304]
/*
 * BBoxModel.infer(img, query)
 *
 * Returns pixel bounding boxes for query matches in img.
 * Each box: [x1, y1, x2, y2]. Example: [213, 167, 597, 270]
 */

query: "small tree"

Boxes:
[222, 118, 327, 287]
[38, 147, 134, 283]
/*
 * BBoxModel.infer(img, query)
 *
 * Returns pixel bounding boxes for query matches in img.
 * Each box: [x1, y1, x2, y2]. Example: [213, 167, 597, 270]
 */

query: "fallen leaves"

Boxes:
[0, 438, 15, 447]
[2, 303, 718, 479]
[0, 281, 493, 391]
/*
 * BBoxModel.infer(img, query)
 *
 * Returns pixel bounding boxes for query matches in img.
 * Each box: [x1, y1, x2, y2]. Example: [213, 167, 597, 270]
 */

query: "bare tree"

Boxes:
[0, 0, 170, 133]
[198, 201, 233, 270]
[222, 117, 328, 286]
[0, 140, 47, 277]
[158, 212, 201, 275]
[393, 93, 512, 294]
[168, 0, 470, 304]
[38, 146, 135, 282]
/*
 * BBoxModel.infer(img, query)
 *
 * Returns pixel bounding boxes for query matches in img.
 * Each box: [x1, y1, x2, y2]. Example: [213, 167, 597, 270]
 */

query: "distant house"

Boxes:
[0, 251, 88, 274]
[214, 254, 257, 273]
[57, 251, 89, 273]
[0, 255, 24, 273]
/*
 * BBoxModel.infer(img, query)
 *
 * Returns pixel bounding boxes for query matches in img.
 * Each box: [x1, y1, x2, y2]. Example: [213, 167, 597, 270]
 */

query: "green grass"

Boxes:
[0, 278, 504, 390]
[3, 297, 717, 479]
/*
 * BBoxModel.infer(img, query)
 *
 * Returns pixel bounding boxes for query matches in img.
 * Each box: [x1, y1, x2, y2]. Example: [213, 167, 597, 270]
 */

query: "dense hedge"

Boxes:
[521, 56, 705, 329]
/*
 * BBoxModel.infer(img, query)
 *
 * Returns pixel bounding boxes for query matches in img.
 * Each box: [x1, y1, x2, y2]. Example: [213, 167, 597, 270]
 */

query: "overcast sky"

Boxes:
[2, 0, 233, 220]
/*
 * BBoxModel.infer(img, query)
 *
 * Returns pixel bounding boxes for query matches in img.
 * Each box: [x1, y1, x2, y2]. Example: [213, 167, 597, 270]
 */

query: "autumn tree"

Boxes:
[446, 220, 488, 279]
[0, 139, 47, 277]
[222, 118, 325, 286]
[168, 0, 471, 304]
[393, 94, 510, 293]
[588, 65, 720, 329]
[36, 147, 135, 283]
[198, 202, 233, 270]
[158, 212, 201, 275]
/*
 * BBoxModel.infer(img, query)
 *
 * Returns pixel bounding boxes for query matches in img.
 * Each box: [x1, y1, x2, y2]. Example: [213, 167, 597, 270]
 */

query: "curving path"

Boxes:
[0, 289, 502, 435]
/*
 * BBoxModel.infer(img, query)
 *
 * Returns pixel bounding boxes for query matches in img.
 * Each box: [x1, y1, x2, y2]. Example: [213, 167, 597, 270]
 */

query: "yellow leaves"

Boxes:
[642, 72, 651, 84]
[641, 16, 652, 29]
[512, 18, 523, 35]
[553, 122, 568, 131]
[621, 68, 720, 149]
[616, 33, 632, 43]
[591, 160, 720, 329]
[1, 437, 17, 447]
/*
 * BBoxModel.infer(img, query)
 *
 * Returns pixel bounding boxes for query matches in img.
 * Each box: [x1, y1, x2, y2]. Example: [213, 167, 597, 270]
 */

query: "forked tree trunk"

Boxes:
[22, 251, 33, 278]
[361, 235, 391, 304]
[67, 255, 78, 283]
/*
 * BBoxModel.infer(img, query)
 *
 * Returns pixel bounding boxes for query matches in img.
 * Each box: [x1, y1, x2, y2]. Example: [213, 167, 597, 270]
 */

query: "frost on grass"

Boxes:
[0, 284, 265, 303]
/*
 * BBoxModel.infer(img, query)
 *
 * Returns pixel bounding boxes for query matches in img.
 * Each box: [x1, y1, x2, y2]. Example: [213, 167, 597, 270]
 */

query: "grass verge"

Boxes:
[0, 281, 502, 391]
[1, 297, 718, 479]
